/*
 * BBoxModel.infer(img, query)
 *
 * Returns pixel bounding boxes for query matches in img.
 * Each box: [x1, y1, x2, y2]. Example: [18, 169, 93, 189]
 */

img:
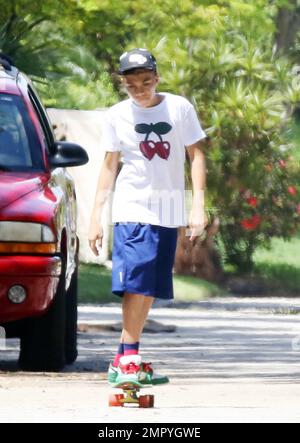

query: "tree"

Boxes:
[110, 0, 300, 273]
[0, 0, 118, 108]
[275, 0, 300, 54]
[2, 0, 299, 275]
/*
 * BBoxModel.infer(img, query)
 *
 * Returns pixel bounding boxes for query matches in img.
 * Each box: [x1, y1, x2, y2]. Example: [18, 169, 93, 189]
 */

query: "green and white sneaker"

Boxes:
[139, 362, 169, 385]
[107, 363, 119, 385]
[107, 358, 169, 386]
[115, 354, 142, 385]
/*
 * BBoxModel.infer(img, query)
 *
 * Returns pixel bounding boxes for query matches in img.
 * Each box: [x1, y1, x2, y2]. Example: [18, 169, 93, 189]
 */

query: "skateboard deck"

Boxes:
[109, 380, 154, 408]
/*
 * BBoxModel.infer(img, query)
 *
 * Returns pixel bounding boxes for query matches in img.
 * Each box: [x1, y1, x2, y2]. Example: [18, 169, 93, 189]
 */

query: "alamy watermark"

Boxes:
[291, 66, 300, 91]
[0, 77, 8, 91]
[0, 326, 6, 351]
[292, 334, 300, 352]
[102, 189, 217, 235]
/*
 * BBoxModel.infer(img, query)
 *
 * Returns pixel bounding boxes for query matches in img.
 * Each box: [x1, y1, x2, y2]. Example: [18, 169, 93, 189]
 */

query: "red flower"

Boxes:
[246, 196, 258, 207]
[240, 215, 261, 230]
[288, 186, 297, 196]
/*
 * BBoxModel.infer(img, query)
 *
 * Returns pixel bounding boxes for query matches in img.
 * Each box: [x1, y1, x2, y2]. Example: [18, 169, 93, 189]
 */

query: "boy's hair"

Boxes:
[118, 48, 157, 75]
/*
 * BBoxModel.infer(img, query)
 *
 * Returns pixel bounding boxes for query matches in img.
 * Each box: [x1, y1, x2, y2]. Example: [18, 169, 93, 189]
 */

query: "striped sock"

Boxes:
[112, 342, 124, 367]
[123, 342, 140, 356]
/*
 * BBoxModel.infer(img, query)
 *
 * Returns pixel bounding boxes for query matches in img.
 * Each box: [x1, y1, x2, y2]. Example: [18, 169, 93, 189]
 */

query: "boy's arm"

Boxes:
[186, 140, 207, 242]
[88, 151, 120, 256]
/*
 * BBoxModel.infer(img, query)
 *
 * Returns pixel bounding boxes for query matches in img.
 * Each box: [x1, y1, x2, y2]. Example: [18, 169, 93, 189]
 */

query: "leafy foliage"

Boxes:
[109, 0, 300, 271]
[0, 0, 117, 107]
[1, 0, 300, 270]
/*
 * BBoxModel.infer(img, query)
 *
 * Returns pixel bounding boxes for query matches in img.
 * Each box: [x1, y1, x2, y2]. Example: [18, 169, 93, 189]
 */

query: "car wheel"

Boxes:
[65, 262, 78, 364]
[19, 260, 66, 372]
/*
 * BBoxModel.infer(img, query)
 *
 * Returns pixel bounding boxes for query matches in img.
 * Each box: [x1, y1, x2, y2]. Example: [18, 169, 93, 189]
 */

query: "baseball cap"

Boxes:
[118, 48, 157, 74]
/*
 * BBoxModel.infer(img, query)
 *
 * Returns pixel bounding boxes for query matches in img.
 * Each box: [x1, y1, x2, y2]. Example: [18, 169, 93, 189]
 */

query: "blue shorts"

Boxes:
[112, 223, 178, 300]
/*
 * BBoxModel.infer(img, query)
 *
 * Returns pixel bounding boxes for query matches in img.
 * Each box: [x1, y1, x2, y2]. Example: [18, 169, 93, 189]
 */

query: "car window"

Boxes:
[0, 93, 44, 171]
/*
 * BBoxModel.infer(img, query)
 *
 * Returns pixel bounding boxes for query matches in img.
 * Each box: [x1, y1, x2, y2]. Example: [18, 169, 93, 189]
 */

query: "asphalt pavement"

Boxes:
[0, 297, 300, 423]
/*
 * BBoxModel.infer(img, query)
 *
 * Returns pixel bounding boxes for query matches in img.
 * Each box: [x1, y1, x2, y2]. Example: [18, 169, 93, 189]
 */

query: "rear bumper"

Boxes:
[0, 255, 61, 323]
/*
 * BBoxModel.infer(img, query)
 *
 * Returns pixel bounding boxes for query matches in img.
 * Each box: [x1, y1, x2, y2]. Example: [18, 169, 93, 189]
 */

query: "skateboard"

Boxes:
[109, 380, 154, 408]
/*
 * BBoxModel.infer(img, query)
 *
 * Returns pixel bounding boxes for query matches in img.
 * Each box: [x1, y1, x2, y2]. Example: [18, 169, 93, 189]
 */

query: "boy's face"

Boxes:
[121, 70, 159, 108]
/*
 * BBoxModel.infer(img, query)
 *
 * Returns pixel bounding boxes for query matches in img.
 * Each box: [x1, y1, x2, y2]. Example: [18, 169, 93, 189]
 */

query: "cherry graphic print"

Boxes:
[135, 122, 172, 160]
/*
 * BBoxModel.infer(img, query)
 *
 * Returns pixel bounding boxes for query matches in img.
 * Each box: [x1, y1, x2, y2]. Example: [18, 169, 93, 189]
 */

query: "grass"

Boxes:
[78, 263, 114, 304]
[78, 236, 300, 303]
[253, 236, 300, 293]
[290, 119, 300, 163]
[78, 263, 221, 304]
[173, 274, 221, 301]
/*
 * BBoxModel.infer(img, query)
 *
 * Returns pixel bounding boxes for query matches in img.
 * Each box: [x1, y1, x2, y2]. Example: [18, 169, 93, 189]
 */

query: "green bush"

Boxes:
[132, 2, 300, 271]
[2, 0, 300, 271]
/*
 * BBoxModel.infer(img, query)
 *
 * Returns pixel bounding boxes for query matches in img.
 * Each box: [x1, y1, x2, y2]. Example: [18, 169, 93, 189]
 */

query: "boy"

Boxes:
[88, 48, 206, 385]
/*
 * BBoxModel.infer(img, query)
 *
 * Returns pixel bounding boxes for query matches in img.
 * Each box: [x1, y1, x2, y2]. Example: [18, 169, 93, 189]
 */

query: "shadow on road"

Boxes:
[1, 303, 300, 384]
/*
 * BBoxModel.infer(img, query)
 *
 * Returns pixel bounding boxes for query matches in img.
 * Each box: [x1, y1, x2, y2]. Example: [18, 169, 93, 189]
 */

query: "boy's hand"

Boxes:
[88, 222, 104, 256]
[188, 207, 208, 242]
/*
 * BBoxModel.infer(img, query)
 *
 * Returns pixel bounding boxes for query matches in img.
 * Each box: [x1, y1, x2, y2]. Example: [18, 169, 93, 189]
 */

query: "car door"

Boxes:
[25, 83, 77, 289]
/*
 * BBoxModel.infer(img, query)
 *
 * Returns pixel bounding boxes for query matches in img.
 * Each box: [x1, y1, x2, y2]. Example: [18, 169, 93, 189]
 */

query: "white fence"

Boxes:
[47, 108, 110, 264]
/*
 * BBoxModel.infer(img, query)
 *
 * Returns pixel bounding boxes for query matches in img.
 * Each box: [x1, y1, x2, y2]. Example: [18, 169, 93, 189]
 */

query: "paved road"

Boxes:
[1, 297, 300, 423]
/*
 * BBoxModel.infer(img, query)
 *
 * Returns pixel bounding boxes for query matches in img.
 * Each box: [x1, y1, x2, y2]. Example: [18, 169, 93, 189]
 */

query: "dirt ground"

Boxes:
[1, 297, 300, 423]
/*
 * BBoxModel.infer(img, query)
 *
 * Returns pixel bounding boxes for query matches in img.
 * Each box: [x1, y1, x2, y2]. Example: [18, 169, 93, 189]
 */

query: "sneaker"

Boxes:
[139, 362, 169, 385]
[107, 363, 119, 384]
[115, 354, 142, 385]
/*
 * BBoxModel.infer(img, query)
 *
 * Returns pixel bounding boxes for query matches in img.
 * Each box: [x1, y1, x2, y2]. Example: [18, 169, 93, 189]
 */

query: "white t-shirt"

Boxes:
[102, 92, 206, 227]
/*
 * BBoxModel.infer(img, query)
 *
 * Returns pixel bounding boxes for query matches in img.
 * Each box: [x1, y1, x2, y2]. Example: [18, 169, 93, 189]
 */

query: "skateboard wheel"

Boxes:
[109, 393, 124, 407]
[138, 394, 154, 408]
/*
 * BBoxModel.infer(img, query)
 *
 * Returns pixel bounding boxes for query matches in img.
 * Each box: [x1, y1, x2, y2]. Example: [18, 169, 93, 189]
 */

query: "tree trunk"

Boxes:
[275, 1, 300, 54]
[174, 218, 223, 283]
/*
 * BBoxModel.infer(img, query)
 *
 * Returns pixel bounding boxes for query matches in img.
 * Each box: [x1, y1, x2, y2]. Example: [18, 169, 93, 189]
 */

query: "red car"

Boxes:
[0, 54, 88, 371]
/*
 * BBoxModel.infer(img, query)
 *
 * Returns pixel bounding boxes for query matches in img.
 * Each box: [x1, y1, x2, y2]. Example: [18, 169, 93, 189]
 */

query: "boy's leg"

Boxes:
[120, 292, 169, 386]
[109, 223, 173, 384]
[121, 292, 154, 343]
[138, 295, 155, 337]
[108, 293, 153, 384]
[110, 293, 169, 386]
[108, 292, 153, 382]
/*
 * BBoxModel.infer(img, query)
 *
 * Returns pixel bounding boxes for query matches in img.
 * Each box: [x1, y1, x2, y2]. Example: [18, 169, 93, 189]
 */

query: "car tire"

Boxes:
[19, 260, 66, 372]
[65, 262, 78, 364]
